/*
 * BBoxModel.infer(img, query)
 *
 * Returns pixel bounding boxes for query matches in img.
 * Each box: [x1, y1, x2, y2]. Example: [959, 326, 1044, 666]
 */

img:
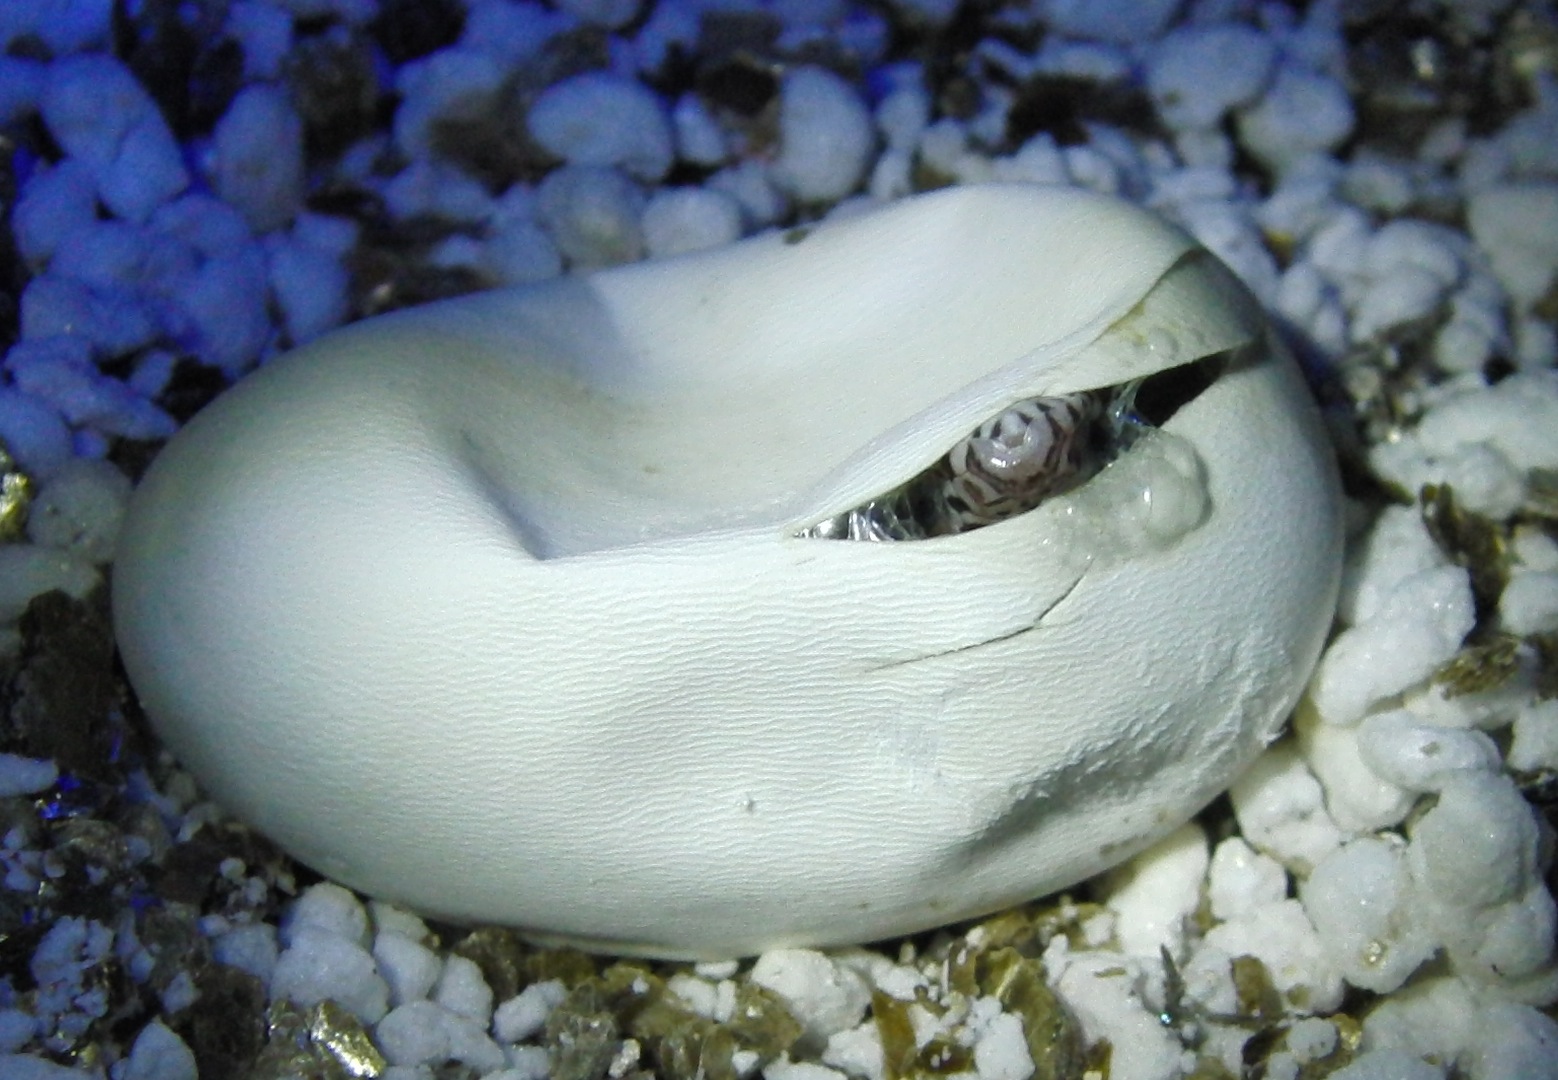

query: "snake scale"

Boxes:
[800, 381, 1147, 541]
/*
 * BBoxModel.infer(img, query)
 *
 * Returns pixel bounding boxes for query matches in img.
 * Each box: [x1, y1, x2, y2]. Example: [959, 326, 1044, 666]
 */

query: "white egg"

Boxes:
[113, 184, 1342, 958]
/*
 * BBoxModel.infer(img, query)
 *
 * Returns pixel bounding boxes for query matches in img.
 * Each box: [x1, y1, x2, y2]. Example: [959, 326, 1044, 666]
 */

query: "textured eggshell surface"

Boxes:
[112, 185, 1342, 958]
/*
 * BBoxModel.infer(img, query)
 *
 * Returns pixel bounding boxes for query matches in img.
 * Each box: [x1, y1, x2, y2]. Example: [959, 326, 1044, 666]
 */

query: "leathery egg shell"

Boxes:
[112, 184, 1342, 959]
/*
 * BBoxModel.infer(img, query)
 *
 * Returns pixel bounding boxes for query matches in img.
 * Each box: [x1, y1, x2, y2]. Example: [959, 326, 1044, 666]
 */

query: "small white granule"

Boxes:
[1170, 198, 1281, 304]
[666, 974, 718, 1018]
[707, 160, 787, 229]
[1409, 775, 1539, 912]
[33, 916, 114, 1003]
[211, 922, 279, 985]
[1508, 699, 1558, 773]
[1304, 204, 1372, 294]
[527, 72, 674, 182]
[970, 1009, 1031, 1080]
[383, 158, 494, 223]
[1514, 314, 1558, 368]
[876, 85, 930, 153]
[1341, 153, 1416, 214]
[1403, 691, 1518, 757]
[1513, 525, 1558, 571]
[0, 389, 74, 480]
[19, 273, 159, 358]
[40, 54, 189, 222]
[1462, 1002, 1558, 1080]
[1327, 1049, 1445, 1080]
[626, 0, 698, 73]
[433, 954, 492, 1023]
[1228, 742, 1343, 874]
[1363, 975, 1475, 1064]
[1301, 836, 1434, 994]
[1047, 948, 1182, 1080]
[1201, 899, 1344, 1014]
[493, 1045, 551, 1080]
[1061, 144, 1121, 196]
[607, 1039, 643, 1078]
[1347, 263, 1450, 344]
[822, 1022, 883, 1080]
[1258, 165, 1344, 245]
[536, 165, 646, 269]
[771, 66, 874, 204]
[1336, 506, 1448, 630]
[1355, 709, 1501, 793]
[1099, 822, 1208, 959]
[693, 959, 739, 981]
[123, 349, 173, 403]
[492, 980, 566, 1044]
[991, 134, 1068, 187]
[1372, 373, 1558, 511]
[867, 147, 913, 201]
[48, 217, 151, 291]
[460, 0, 564, 65]
[671, 93, 728, 167]
[264, 232, 350, 346]
[1434, 441, 1525, 519]
[281, 882, 370, 947]
[751, 949, 871, 1044]
[1465, 883, 1558, 983]
[1177, 943, 1238, 1019]
[152, 191, 254, 257]
[1146, 164, 1238, 209]
[1207, 837, 1287, 922]
[12, 158, 97, 264]
[224, 0, 294, 81]
[392, 47, 506, 160]
[1144, 22, 1276, 131]
[642, 187, 743, 257]
[846, 953, 924, 1004]
[1310, 566, 1475, 728]
[118, 1019, 197, 1080]
[1298, 712, 1415, 832]
[372, 931, 441, 1008]
[0, 754, 58, 798]
[488, 220, 564, 285]
[26, 456, 132, 563]
[0, 1007, 38, 1053]
[163, 244, 273, 376]
[1501, 570, 1558, 635]
[1406, 773, 1556, 985]
[1363, 219, 1464, 292]
[1467, 182, 1558, 307]
[270, 927, 389, 1024]
[916, 118, 968, 178]
[0, 544, 99, 625]
[763, 1055, 849, 1080]
[1284, 1017, 1337, 1062]
[211, 84, 305, 233]
[374, 999, 506, 1072]
[1236, 65, 1355, 174]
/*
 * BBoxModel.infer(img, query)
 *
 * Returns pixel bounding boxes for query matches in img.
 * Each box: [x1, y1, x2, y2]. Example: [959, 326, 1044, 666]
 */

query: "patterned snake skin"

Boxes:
[799, 382, 1145, 541]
